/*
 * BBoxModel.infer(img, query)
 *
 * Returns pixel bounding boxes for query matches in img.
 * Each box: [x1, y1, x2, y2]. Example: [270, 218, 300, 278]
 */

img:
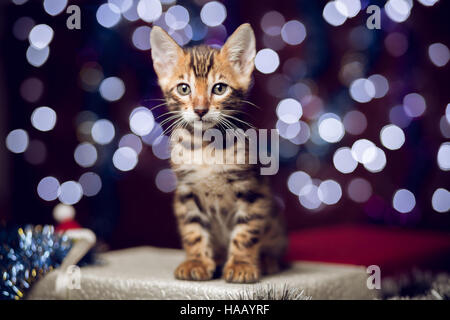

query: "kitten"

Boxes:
[150, 24, 287, 283]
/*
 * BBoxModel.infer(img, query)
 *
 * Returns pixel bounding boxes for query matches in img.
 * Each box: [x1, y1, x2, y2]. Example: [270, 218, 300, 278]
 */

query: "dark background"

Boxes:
[0, 0, 449, 251]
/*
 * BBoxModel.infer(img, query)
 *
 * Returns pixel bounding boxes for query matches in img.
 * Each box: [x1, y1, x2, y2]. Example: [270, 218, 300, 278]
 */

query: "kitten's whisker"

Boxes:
[238, 99, 261, 110]
[156, 111, 182, 120]
[159, 115, 181, 126]
[162, 117, 184, 136]
[150, 102, 168, 111]
[222, 114, 256, 129]
[142, 98, 166, 102]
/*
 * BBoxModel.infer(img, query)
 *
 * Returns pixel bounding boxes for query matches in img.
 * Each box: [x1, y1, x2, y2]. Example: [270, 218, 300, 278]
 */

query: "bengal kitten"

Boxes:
[150, 24, 287, 283]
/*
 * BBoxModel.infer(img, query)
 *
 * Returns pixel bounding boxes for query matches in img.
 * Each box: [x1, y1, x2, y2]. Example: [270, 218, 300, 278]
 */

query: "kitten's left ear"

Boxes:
[221, 23, 256, 79]
[150, 26, 183, 80]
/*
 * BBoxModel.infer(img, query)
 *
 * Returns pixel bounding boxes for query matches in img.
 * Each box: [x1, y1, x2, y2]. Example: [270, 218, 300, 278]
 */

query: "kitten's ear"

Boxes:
[221, 23, 256, 78]
[150, 26, 183, 79]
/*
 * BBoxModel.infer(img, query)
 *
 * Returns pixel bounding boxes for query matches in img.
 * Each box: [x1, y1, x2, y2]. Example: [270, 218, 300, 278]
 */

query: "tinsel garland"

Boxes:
[0, 224, 72, 300]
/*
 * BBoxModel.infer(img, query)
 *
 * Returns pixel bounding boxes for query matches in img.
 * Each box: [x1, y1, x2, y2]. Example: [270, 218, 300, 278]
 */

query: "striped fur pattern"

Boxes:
[150, 24, 287, 283]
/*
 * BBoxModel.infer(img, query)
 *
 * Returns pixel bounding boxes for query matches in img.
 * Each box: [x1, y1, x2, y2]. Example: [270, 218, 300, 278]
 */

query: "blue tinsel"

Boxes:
[0, 225, 72, 300]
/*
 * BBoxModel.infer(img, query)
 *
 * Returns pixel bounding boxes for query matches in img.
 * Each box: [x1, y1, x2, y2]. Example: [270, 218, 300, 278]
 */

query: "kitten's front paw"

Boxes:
[223, 261, 260, 283]
[175, 259, 215, 281]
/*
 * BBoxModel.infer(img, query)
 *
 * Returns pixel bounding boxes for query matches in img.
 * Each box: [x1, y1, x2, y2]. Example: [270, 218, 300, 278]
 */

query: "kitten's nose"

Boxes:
[194, 107, 208, 118]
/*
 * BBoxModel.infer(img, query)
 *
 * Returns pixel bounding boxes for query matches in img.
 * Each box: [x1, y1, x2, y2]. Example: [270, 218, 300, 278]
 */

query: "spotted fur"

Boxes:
[150, 24, 287, 283]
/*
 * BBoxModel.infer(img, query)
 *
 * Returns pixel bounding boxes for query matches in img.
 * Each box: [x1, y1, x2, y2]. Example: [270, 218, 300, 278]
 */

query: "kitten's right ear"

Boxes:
[150, 26, 183, 79]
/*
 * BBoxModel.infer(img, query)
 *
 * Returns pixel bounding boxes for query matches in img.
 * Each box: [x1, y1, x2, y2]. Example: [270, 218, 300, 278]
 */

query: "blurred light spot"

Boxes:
[368, 74, 389, 99]
[255, 48, 279, 74]
[287, 171, 312, 196]
[26, 45, 49, 67]
[385, 32, 408, 57]
[91, 119, 115, 145]
[119, 133, 143, 154]
[13, 16, 35, 41]
[191, 17, 208, 41]
[333, 147, 358, 174]
[142, 123, 163, 146]
[96, 3, 121, 28]
[155, 168, 177, 192]
[380, 124, 405, 150]
[152, 135, 171, 159]
[428, 43, 450, 67]
[53, 203, 75, 222]
[165, 5, 189, 30]
[109, 0, 133, 13]
[299, 184, 321, 210]
[385, 0, 411, 23]
[12, 0, 28, 5]
[437, 142, 450, 171]
[351, 139, 375, 164]
[276, 98, 302, 124]
[350, 78, 375, 103]
[389, 105, 412, 128]
[6, 129, 29, 153]
[300, 95, 323, 120]
[446, 103, 450, 123]
[262, 34, 285, 51]
[129, 107, 155, 136]
[113, 147, 138, 171]
[323, 1, 347, 26]
[28, 24, 53, 49]
[169, 24, 193, 46]
[59, 181, 83, 205]
[318, 113, 344, 143]
[318, 180, 342, 205]
[281, 20, 306, 45]
[79, 172, 102, 197]
[260, 11, 285, 36]
[363, 147, 386, 173]
[417, 0, 439, 6]
[200, 1, 226, 27]
[79, 62, 104, 92]
[403, 93, 426, 118]
[43, 0, 68, 16]
[276, 120, 300, 139]
[393, 189, 415, 213]
[132, 26, 151, 50]
[347, 178, 372, 203]
[99, 77, 125, 101]
[289, 121, 310, 145]
[24, 140, 46, 165]
[31, 106, 57, 132]
[432, 188, 450, 213]
[440, 116, 450, 138]
[74, 142, 97, 168]
[122, 0, 139, 21]
[37, 176, 60, 201]
[279, 139, 300, 159]
[336, 0, 361, 18]
[20, 77, 44, 103]
[343, 110, 367, 135]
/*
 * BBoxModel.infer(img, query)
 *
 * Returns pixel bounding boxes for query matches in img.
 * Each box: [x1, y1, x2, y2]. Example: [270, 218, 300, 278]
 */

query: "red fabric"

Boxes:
[56, 220, 82, 232]
[286, 224, 450, 275]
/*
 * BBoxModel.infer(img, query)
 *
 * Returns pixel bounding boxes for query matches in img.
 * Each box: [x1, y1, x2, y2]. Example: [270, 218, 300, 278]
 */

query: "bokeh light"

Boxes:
[428, 43, 450, 67]
[119, 133, 143, 154]
[113, 146, 138, 171]
[349, 78, 375, 103]
[336, 0, 361, 18]
[333, 147, 358, 174]
[363, 147, 387, 173]
[37, 176, 60, 201]
[6, 129, 29, 154]
[155, 168, 178, 192]
[79, 172, 102, 197]
[403, 93, 426, 118]
[281, 20, 306, 45]
[28, 24, 53, 49]
[31, 106, 57, 132]
[437, 142, 450, 171]
[276, 98, 302, 124]
[58, 181, 83, 205]
[91, 119, 115, 145]
[26, 45, 49, 67]
[276, 120, 301, 139]
[99, 77, 125, 102]
[255, 48, 280, 74]
[343, 110, 367, 135]
[318, 114, 344, 143]
[137, 0, 163, 23]
[368, 74, 389, 99]
[318, 180, 342, 205]
[260, 11, 285, 36]
[165, 5, 190, 30]
[43, 0, 68, 16]
[431, 188, 450, 213]
[74, 142, 98, 168]
[347, 178, 372, 203]
[323, 1, 347, 27]
[200, 1, 227, 27]
[96, 3, 121, 28]
[299, 184, 321, 210]
[393, 189, 416, 213]
[132, 26, 152, 50]
[129, 107, 155, 136]
[380, 124, 405, 150]
[385, 0, 412, 23]
[287, 171, 312, 196]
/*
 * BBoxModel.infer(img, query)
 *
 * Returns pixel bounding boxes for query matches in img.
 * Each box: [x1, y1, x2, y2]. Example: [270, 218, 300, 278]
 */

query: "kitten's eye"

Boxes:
[212, 83, 228, 95]
[177, 83, 191, 96]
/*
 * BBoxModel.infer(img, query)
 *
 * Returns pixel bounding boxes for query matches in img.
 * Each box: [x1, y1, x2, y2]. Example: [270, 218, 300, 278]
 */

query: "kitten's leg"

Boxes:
[223, 192, 270, 283]
[174, 191, 215, 281]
